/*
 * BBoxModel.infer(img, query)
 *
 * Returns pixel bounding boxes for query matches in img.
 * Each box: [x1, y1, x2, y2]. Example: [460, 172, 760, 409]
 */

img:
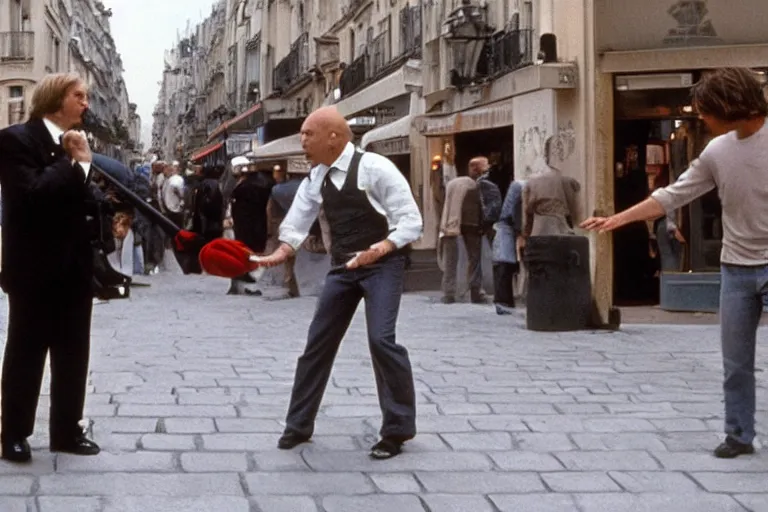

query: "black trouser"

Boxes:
[493, 262, 520, 308]
[1, 289, 93, 443]
[284, 254, 416, 440]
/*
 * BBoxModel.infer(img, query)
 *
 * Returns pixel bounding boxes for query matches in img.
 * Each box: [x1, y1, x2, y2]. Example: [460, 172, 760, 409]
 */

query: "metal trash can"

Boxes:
[524, 235, 592, 331]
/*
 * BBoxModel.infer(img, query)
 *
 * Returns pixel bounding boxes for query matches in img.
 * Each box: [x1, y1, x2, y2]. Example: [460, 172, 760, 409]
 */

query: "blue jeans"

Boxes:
[720, 264, 768, 444]
[284, 255, 416, 440]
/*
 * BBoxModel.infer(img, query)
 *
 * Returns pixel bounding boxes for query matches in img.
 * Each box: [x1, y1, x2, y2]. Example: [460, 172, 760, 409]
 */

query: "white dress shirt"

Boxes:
[279, 142, 423, 251]
[43, 117, 90, 180]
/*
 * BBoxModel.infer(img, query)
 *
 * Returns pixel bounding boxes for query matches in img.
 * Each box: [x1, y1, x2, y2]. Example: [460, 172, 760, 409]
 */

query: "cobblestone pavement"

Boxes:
[1, 271, 768, 512]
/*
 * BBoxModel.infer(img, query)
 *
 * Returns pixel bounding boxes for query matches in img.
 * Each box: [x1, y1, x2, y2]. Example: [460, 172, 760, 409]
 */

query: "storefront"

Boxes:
[189, 141, 226, 167]
[414, 62, 578, 250]
[595, 0, 768, 312]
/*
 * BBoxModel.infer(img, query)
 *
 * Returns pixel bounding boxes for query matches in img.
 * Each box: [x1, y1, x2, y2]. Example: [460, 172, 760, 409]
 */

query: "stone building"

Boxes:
[152, 0, 768, 315]
[0, 0, 139, 162]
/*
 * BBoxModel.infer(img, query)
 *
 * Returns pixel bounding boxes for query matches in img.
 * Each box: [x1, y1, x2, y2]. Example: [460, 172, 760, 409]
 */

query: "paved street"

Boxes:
[1, 270, 768, 512]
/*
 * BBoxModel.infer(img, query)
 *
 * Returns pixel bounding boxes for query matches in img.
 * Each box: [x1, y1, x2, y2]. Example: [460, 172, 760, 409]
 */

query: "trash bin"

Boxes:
[524, 235, 592, 331]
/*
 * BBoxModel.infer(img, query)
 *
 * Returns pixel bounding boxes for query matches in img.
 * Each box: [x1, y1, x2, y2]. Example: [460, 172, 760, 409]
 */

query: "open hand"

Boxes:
[253, 243, 294, 268]
[580, 215, 623, 233]
[346, 240, 396, 269]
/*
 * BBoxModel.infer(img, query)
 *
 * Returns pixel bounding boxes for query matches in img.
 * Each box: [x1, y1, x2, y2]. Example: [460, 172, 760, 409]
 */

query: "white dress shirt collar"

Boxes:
[42, 117, 65, 145]
[321, 142, 356, 173]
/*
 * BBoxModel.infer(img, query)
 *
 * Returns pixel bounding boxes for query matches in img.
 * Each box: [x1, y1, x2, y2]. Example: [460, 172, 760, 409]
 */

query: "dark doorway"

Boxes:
[454, 126, 514, 197]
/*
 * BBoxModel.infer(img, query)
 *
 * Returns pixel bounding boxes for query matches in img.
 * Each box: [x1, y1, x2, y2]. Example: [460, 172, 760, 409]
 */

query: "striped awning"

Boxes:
[189, 141, 224, 161]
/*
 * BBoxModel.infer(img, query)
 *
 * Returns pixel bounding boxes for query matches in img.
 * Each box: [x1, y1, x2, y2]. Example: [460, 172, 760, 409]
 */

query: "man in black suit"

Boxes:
[0, 72, 100, 462]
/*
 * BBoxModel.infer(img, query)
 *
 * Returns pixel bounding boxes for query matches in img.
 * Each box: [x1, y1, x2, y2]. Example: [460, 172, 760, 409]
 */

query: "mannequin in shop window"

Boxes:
[521, 136, 581, 238]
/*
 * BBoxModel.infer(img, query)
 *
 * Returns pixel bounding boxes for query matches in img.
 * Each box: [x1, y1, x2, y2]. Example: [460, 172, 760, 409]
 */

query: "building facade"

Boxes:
[0, 0, 140, 161]
[151, 0, 768, 315]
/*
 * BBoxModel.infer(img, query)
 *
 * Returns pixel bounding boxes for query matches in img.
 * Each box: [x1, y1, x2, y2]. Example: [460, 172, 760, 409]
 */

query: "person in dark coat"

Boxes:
[0, 72, 101, 463]
[190, 166, 224, 241]
[227, 158, 273, 295]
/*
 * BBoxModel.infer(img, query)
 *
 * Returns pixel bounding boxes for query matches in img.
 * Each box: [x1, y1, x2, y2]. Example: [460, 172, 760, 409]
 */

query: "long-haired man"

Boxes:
[582, 67, 768, 458]
[0, 73, 100, 462]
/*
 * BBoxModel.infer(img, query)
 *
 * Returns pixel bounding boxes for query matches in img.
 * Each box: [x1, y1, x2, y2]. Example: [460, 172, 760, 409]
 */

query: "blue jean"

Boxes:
[720, 264, 768, 444]
[284, 254, 416, 440]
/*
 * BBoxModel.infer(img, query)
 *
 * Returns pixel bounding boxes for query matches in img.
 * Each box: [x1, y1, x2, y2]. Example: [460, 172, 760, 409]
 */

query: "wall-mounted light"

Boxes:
[443, 0, 493, 88]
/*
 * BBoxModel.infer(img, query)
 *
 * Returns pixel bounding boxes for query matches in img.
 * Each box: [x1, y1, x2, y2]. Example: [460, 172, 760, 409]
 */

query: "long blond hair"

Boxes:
[28, 72, 85, 120]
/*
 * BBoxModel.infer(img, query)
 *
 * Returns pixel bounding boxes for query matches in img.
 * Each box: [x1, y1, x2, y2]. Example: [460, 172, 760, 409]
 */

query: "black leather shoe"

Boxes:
[277, 432, 310, 450]
[2, 439, 31, 463]
[50, 436, 100, 456]
[713, 436, 755, 458]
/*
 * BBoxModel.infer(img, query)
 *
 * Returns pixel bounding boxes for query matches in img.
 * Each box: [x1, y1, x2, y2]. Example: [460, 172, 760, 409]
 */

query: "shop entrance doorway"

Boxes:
[612, 80, 718, 306]
[454, 126, 515, 197]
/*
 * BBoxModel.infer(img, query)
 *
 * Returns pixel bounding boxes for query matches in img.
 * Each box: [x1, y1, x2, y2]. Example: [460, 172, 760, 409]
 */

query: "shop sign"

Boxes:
[369, 137, 410, 156]
[417, 98, 514, 135]
[287, 157, 312, 174]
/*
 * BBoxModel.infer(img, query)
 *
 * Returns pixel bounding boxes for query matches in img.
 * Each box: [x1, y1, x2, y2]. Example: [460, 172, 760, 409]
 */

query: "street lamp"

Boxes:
[443, 0, 494, 88]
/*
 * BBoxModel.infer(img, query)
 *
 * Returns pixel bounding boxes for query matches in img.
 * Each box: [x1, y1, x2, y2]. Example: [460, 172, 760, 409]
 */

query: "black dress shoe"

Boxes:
[714, 436, 755, 458]
[277, 432, 310, 450]
[1, 439, 31, 463]
[50, 436, 100, 456]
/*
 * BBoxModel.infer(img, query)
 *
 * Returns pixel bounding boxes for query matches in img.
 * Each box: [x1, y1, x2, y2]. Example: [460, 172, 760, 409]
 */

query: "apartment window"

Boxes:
[522, 0, 533, 29]
[11, 0, 22, 31]
[54, 38, 60, 71]
[8, 86, 24, 125]
[298, 2, 305, 33]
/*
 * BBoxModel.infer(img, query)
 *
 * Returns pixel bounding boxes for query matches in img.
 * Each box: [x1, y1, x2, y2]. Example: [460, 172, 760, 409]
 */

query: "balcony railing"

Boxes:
[368, 30, 391, 78]
[339, 52, 367, 98]
[0, 32, 34, 61]
[272, 32, 309, 93]
[339, 29, 398, 98]
[485, 28, 534, 78]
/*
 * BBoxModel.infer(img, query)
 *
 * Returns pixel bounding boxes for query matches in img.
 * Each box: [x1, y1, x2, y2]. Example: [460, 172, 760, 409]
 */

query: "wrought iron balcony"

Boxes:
[0, 31, 34, 61]
[272, 32, 309, 93]
[339, 52, 366, 98]
[368, 30, 391, 78]
[484, 28, 534, 78]
[339, 29, 396, 98]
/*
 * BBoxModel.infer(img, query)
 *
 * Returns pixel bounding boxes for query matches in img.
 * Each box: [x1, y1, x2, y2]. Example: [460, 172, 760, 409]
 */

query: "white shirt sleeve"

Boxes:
[364, 154, 423, 248]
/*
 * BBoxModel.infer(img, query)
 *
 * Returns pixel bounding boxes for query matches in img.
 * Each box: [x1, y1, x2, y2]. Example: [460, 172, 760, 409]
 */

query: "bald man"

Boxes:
[259, 106, 423, 459]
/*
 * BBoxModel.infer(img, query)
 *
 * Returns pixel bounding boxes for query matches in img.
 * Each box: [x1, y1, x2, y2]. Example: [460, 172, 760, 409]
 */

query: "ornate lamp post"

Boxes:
[443, 0, 494, 89]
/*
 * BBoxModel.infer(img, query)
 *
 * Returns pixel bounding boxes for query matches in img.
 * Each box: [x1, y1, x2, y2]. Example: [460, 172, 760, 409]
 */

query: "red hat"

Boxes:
[199, 239, 259, 278]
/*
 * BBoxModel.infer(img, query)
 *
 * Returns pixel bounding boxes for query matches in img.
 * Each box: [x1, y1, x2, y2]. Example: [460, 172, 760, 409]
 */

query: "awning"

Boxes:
[246, 133, 303, 160]
[245, 133, 312, 173]
[207, 102, 264, 142]
[415, 97, 515, 136]
[361, 115, 413, 155]
[332, 59, 422, 119]
[189, 141, 224, 161]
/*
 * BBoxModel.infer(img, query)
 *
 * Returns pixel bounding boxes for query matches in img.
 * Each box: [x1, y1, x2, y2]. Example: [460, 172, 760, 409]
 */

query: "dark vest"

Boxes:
[321, 148, 405, 265]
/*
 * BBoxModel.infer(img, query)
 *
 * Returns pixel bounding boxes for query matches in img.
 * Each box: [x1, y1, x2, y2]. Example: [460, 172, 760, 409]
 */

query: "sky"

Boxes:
[104, 0, 219, 149]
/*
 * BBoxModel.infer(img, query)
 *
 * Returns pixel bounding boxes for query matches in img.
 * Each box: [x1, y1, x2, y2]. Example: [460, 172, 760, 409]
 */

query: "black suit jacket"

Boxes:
[0, 118, 94, 295]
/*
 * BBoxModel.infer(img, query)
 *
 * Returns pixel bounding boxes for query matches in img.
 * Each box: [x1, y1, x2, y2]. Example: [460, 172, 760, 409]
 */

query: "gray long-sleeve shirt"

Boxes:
[651, 119, 768, 266]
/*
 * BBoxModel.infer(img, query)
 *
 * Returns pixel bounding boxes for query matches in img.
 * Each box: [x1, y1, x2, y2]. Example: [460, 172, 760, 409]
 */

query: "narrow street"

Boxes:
[0, 272, 767, 512]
